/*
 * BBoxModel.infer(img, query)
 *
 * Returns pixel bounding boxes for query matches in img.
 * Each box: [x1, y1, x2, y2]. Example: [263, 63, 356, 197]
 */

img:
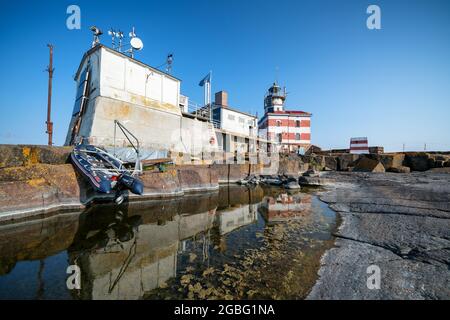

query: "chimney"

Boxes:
[215, 91, 228, 107]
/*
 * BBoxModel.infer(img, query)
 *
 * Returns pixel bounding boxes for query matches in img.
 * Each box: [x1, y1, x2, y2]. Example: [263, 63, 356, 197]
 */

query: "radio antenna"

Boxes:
[166, 53, 173, 73]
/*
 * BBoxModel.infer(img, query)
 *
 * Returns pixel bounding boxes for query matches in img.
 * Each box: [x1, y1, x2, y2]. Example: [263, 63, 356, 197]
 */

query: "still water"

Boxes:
[0, 186, 337, 300]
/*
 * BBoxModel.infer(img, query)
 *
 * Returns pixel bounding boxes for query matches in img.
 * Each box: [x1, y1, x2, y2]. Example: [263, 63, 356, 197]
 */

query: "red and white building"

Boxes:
[258, 82, 311, 153]
[349, 137, 369, 154]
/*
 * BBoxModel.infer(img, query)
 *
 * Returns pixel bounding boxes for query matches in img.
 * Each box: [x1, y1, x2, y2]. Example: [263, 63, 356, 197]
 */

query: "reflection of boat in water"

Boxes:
[259, 193, 312, 223]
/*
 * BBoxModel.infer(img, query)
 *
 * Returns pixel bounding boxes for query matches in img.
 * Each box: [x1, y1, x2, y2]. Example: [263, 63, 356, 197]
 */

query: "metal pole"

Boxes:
[208, 71, 212, 122]
[46, 44, 54, 146]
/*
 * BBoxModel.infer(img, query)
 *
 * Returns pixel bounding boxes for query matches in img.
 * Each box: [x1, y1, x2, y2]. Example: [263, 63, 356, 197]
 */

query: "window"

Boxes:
[228, 114, 235, 121]
[296, 133, 300, 140]
[296, 120, 300, 127]
[212, 108, 221, 122]
[239, 117, 245, 123]
[276, 120, 281, 127]
[277, 133, 282, 142]
[72, 67, 90, 116]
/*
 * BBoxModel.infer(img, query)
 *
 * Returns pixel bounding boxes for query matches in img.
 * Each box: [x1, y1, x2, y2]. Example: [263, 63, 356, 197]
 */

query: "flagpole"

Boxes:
[209, 71, 212, 122]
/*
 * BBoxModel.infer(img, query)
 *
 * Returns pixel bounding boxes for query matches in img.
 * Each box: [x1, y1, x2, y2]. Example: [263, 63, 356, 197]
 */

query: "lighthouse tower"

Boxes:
[264, 82, 286, 113]
[258, 82, 312, 153]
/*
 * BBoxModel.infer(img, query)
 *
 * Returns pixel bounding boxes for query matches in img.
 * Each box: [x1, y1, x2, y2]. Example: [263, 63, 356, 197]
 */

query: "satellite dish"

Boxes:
[130, 37, 143, 50]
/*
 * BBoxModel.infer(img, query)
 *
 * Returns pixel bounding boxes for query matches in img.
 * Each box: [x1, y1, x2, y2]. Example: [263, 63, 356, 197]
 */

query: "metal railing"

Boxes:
[181, 100, 223, 130]
[113, 120, 142, 175]
[184, 100, 211, 120]
[211, 119, 221, 129]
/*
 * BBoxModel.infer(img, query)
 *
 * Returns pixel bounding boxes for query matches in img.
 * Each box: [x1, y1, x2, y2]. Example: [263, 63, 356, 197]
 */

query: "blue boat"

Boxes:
[71, 144, 144, 199]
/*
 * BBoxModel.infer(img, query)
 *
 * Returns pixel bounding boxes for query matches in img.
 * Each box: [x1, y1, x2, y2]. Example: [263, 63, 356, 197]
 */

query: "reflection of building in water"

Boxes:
[216, 204, 258, 235]
[259, 193, 312, 223]
[69, 204, 216, 300]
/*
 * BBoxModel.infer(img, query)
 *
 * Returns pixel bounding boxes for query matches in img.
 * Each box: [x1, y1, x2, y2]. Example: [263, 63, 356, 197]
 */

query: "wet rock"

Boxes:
[284, 180, 301, 190]
[378, 153, 405, 171]
[298, 176, 332, 187]
[324, 156, 337, 171]
[278, 154, 303, 177]
[260, 176, 283, 186]
[336, 154, 360, 171]
[428, 167, 450, 173]
[239, 175, 260, 186]
[434, 160, 445, 168]
[427, 158, 436, 169]
[352, 157, 385, 173]
[404, 153, 431, 172]
[387, 166, 411, 173]
[311, 155, 325, 171]
[303, 169, 319, 177]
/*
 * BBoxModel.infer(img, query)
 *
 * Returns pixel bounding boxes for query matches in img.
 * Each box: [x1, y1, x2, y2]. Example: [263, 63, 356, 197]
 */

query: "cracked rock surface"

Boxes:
[307, 171, 450, 299]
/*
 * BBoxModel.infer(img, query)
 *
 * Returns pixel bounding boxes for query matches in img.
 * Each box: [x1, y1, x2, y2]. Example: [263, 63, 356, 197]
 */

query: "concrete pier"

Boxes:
[0, 145, 258, 221]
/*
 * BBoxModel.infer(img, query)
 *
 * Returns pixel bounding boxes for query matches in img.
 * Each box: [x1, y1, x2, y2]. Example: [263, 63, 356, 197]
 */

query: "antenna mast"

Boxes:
[127, 27, 143, 58]
[108, 28, 124, 52]
[117, 30, 124, 52]
[166, 53, 173, 73]
[108, 28, 116, 49]
[45, 44, 54, 146]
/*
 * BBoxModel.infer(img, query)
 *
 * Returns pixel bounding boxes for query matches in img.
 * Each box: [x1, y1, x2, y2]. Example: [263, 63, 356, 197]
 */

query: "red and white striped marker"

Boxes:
[350, 137, 369, 154]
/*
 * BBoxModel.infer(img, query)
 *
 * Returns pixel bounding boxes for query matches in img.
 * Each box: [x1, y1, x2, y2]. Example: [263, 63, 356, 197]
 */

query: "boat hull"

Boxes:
[70, 144, 144, 196]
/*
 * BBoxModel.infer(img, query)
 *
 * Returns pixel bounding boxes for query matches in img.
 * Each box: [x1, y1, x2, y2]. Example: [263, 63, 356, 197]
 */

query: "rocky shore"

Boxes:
[307, 171, 450, 299]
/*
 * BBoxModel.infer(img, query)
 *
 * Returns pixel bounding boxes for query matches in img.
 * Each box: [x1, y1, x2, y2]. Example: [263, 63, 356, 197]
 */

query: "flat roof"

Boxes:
[74, 44, 181, 82]
[213, 104, 257, 119]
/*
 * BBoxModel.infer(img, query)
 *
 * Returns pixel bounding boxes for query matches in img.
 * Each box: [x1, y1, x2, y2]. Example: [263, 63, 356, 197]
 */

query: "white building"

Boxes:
[65, 44, 218, 159]
[212, 91, 259, 154]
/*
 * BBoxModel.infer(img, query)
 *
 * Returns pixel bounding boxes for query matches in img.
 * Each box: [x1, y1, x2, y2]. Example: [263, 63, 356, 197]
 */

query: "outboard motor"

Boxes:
[119, 174, 144, 195]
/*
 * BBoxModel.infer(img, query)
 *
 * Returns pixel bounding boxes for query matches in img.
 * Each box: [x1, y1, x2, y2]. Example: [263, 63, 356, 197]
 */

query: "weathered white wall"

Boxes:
[178, 117, 218, 155]
[88, 96, 182, 151]
[99, 48, 180, 115]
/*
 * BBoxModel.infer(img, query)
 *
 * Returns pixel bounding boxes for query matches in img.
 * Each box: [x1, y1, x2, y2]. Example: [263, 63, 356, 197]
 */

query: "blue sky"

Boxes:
[0, 0, 449, 151]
